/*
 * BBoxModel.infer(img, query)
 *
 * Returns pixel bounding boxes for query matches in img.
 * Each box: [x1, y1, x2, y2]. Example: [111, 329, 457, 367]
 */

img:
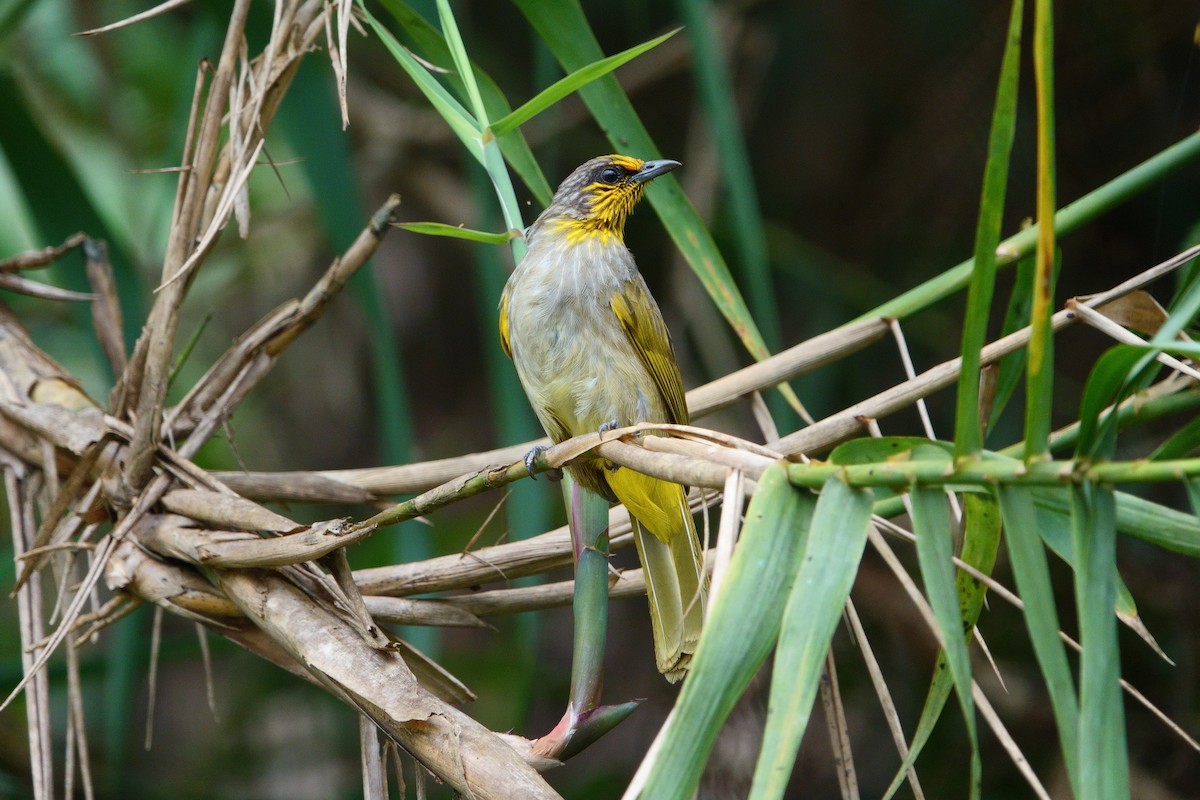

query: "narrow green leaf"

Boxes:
[881, 492, 1001, 800]
[957, 493, 1002, 640]
[1076, 345, 1158, 460]
[1186, 479, 1200, 517]
[674, 0, 782, 367]
[480, 137, 529, 261]
[954, 0, 1023, 458]
[1024, 0, 1057, 461]
[363, 2, 529, 261]
[1158, 251, 1200, 340]
[986, 253, 1034, 438]
[998, 487, 1080, 794]
[1142, 402, 1200, 460]
[489, 29, 677, 138]
[359, 5, 483, 160]
[643, 464, 814, 800]
[1071, 484, 1129, 799]
[435, 0, 488, 123]
[1033, 487, 1200, 557]
[828, 435, 950, 465]
[512, 0, 801, 414]
[908, 488, 981, 799]
[375, 0, 552, 204]
[748, 476, 872, 800]
[394, 221, 513, 244]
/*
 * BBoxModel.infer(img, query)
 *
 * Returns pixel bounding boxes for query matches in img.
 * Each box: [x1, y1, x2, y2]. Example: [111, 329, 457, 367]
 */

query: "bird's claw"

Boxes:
[523, 445, 562, 481]
[598, 419, 620, 435]
[524, 445, 550, 478]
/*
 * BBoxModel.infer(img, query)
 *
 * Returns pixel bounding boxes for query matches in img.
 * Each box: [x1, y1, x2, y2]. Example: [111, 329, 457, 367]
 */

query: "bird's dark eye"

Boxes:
[598, 166, 622, 184]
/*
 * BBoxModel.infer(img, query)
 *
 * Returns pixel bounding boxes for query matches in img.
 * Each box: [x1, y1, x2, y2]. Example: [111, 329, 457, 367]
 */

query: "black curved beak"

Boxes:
[631, 159, 681, 184]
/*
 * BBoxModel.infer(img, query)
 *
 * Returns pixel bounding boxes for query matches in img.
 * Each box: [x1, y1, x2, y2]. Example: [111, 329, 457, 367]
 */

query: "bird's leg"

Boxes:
[523, 444, 562, 481]
[532, 476, 640, 759]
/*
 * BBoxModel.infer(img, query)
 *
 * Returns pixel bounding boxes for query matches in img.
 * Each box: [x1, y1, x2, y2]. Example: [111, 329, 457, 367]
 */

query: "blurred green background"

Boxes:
[0, 0, 1198, 797]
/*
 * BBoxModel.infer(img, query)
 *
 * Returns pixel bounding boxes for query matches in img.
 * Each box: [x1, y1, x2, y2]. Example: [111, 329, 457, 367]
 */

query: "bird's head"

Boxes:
[535, 155, 680, 243]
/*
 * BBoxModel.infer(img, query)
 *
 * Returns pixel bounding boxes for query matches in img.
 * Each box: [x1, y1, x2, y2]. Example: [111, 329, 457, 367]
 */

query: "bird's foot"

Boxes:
[523, 444, 562, 481]
[598, 419, 620, 437]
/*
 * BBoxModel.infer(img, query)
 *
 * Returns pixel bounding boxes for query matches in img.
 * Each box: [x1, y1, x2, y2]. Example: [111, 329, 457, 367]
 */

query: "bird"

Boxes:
[499, 154, 706, 682]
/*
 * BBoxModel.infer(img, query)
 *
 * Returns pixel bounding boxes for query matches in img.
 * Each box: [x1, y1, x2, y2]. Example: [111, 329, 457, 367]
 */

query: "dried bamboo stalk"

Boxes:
[214, 568, 563, 798]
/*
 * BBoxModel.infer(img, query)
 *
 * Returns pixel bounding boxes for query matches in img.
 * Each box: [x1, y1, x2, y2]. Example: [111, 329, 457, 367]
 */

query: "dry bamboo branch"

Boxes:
[213, 568, 563, 797]
[123, 0, 256, 492]
[212, 317, 886, 502]
[166, 194, 403, 437]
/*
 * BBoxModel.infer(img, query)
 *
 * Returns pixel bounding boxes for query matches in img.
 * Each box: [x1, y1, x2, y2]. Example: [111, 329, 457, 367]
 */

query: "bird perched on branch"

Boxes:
[499, 154, 706, 681]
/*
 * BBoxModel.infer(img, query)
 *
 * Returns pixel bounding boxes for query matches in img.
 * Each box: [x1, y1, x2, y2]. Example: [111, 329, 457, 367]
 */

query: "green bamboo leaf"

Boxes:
[375, 0, 552, 204]
[908, 488, 981, 799]
[394, 221, 513, 245]
[1025, 493, 1153, 662]
[881, 492, 1002, 799]
[489, 29, 677, 139]
[998, 487, 1080, 794]
[1075, 345, 1157, 460]
[435, 0, 487, 123]
[955, 0, 1023, 458]
[468, 164, 548, 729]
[1071, 484, 1129, 799]
[1070, 273, 1200, 458]
[362, 1, 529, 260]
[674, 0, 781, 368]
[359, 4, 483, 159]
[828, 436, 950, 465]
[1150, 410, 1200, 460]
[511, 0, 803, 415]
[957, 493, 1002, 641]
[642, 464, 814, 800]
[748, 476, 872, 800]
[1033, 487, 1200, 557]
[1024, 0, 1058, 461]
[1186, 479, 1200, 517]
[986, 254, 1034, 438]
[1153, 255, 1200, 345]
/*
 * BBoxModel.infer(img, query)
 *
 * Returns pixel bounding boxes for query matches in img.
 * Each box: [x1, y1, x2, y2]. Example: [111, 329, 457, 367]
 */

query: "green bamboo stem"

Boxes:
[787, 453, 1200, 489]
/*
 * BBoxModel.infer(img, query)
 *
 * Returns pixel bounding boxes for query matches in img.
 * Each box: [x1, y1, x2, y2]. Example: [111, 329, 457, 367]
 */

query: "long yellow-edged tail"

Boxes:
[607, 466, 707, 682]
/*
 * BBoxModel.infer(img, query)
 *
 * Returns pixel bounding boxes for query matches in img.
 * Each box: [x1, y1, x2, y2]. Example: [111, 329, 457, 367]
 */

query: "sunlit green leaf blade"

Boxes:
[490, 29, 677, 138]
[359, 4, 482, 160]
[748, 476, 871, 799]
[435, 0, 487, 123]
[395, 221, 513, 244]
[642, 464, 813, 800]
[375, 0, 552, 204]
[908, 487, 981, 799]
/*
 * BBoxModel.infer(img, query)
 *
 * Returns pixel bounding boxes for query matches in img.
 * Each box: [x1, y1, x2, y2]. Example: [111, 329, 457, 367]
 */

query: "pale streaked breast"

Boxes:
[504, 235, 664, 438]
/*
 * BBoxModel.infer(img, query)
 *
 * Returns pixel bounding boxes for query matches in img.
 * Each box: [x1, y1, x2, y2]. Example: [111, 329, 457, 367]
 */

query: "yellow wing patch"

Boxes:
[497, 288, 512, 359]
[610, 279, 689, 426]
